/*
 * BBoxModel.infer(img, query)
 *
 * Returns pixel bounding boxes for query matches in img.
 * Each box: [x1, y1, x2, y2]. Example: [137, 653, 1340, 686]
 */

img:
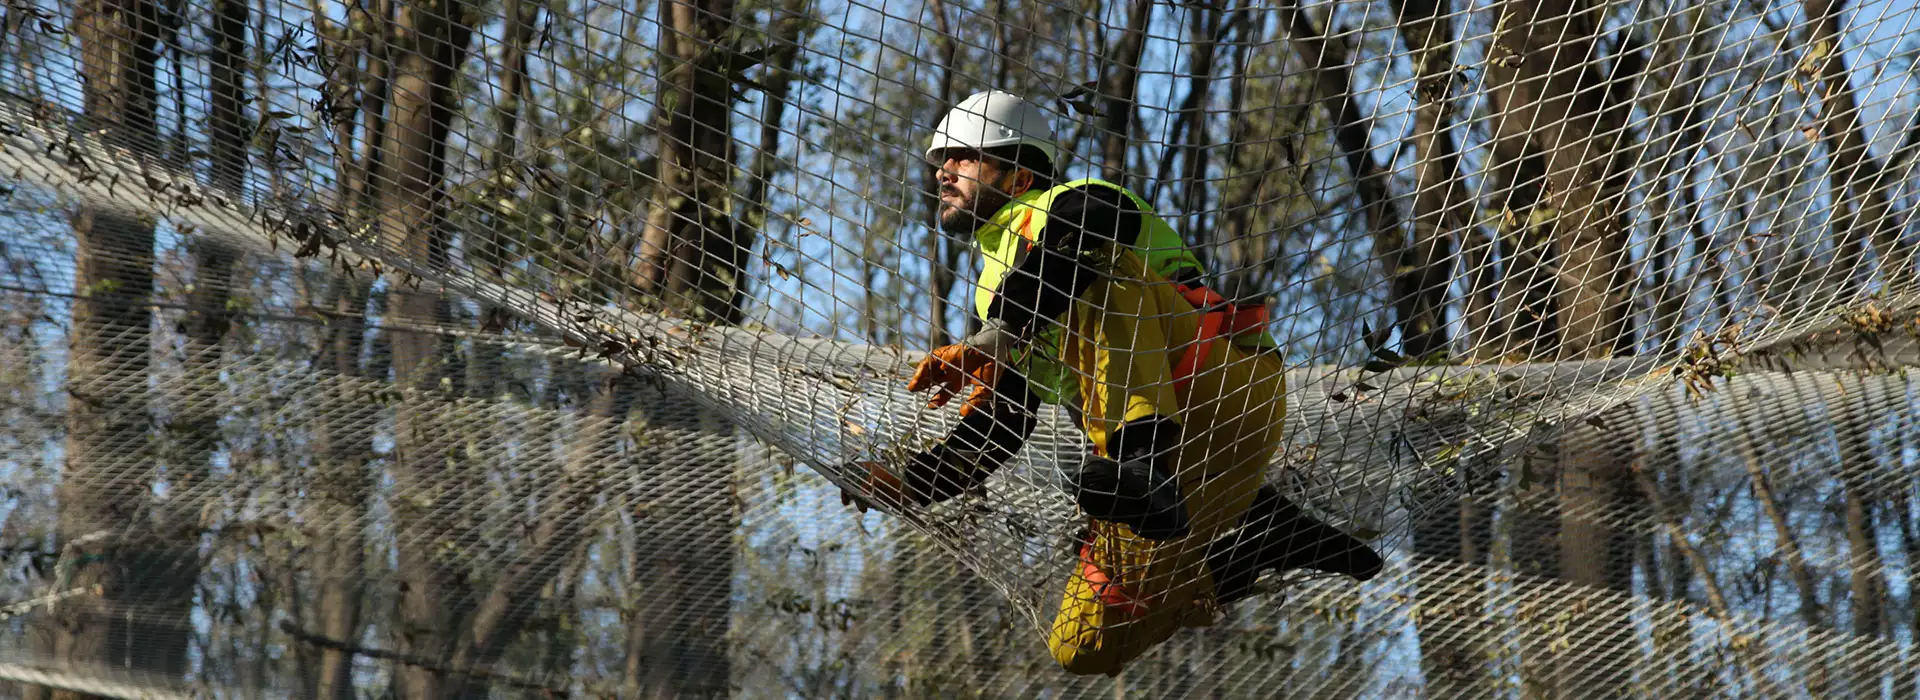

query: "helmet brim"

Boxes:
[925, 139, 1056, 168]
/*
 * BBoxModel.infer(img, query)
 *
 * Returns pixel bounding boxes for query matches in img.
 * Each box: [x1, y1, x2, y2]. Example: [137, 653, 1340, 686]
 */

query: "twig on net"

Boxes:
[276, 619, 572, 697]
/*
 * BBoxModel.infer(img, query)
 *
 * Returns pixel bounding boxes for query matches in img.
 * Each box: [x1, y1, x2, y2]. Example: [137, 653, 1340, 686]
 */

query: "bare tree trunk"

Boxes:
[1410, 512, 1491, 695]
[1390, 0, 1480, 359]
[354, 0, 395, 216]
[1640, 6, 1714, 353]
[1806, 0, 1916, 292]
[1483, 135, 1558, 360]
[1722, 387, 1830, 695]
[1216, 12, 1270, 295]
[310, 0, 361, 208]
[1507, 444, 1561, 696]
[635, 0, 748, 323]
[1556, 430, 1633, 589]
[624, 0, 746, 695]
[1098, 0, 1152, 187]
[1554, 424, 1639, 696]
[1480, 4, 1645, 695]
[1726, 401, 1823, 626]
[1630, 462, 1783, 691]
[741, 0, 810, 321]
[487, 0, 536, 208]
[299, 6, 380, 698]
[1398, 0, 1496, 653]
[39, 0, 164, 697]
[1486, 0, 1637, 361]
[1835, 376, 1889, 695]
[1895, 477, 1920, 698]
[444, 372, 625, 696]
[923, 0, 959, 346]
[1164, 0, 1218, 236]
[146, 0, 251, 686]
[466, 0, 539, 401]
[1799, 0, 1904, 682]
[1639, 405, 1691, 692]
[622, 387, 740, 699]
[542, 558, 586, 683]
[306, 280, 372, 700]
[373, 0, 478, 695]
[1280, 1, 1444, 357]
[1480, 78, 1562, 694]
[207, 0, 250, 195]
[434, 3, 663, 687]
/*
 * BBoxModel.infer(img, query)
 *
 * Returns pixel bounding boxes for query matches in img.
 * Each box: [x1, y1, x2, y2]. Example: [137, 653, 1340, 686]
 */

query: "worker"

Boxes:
[839, 90, 1383, 675]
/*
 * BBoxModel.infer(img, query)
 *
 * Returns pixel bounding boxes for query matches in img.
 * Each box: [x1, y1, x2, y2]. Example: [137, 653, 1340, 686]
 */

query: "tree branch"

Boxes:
[278, 620, 571, 697]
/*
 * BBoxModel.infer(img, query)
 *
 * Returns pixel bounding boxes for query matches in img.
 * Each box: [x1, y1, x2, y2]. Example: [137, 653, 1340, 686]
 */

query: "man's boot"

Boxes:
[1208, 484, 1383, 606]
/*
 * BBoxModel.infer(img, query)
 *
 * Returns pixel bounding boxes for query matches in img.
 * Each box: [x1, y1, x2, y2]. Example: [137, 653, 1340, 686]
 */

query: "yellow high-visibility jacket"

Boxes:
[973, 178, 1277, 407]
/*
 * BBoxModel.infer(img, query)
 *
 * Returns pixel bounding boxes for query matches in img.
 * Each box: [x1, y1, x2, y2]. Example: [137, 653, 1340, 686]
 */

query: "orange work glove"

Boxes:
[838, 461, 910, 514]
[908, 344, 1000, 416]
[907, 320, 1018, 418]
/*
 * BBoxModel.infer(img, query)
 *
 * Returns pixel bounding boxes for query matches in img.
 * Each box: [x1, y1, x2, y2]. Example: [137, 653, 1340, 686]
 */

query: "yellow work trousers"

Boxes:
[1045, 251, 1288, 676]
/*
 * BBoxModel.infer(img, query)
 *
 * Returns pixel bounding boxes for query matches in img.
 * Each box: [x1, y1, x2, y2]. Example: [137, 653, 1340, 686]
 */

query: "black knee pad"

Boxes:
[1068, 455, 1190, 541]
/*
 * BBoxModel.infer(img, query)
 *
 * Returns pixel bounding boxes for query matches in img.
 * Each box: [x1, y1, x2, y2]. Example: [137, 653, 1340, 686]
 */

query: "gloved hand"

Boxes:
[839, 446, 999, 511]
[837, 461, 909, 514]
[909, 345, 998, 416]
[908, 320, 1018, 417]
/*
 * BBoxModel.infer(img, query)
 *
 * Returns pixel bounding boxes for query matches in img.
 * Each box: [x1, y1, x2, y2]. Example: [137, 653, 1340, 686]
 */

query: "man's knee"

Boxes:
[1049, 559, 1189, 676]
[1052, 640, 1130, 676]
[1048, 614, 1164, 677]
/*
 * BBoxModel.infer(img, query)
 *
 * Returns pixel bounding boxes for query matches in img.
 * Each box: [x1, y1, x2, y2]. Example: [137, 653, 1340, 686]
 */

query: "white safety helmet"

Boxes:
[924, 90, 1059, 168]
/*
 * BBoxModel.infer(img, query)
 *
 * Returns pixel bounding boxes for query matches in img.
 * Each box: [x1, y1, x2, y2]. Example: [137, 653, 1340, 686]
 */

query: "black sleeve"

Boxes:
[985, 184, 1144, 336]
[900, 370, 1043, 504]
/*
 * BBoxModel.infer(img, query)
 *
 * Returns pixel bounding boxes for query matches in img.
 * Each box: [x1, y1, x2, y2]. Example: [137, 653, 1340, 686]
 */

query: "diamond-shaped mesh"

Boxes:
[0, 0, 1918, 695]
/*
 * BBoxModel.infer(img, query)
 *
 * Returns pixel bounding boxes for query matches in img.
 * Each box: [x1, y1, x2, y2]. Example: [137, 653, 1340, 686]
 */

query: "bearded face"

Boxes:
[934, 150, 1020, 235]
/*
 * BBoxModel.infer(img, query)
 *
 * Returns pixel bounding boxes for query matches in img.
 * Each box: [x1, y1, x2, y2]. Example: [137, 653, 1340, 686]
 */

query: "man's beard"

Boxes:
[938, 188, 1011, 236]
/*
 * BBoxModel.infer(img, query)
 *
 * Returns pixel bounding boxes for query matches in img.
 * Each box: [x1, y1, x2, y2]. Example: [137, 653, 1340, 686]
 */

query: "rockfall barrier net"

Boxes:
[1, 0, 1920, 695]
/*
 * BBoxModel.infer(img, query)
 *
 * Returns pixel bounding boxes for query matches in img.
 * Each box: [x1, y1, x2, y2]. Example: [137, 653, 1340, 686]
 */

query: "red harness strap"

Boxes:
[1078, 543, 1148, 616]
[1170, 283, 1270, 391]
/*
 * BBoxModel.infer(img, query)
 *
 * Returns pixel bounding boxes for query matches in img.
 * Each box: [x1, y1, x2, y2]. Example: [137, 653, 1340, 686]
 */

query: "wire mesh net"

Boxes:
[0, 0, 1918, 695]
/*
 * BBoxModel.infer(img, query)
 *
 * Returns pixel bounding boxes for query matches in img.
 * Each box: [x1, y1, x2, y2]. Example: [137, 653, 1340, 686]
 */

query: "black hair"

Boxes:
[983, 144, 1057, 192]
